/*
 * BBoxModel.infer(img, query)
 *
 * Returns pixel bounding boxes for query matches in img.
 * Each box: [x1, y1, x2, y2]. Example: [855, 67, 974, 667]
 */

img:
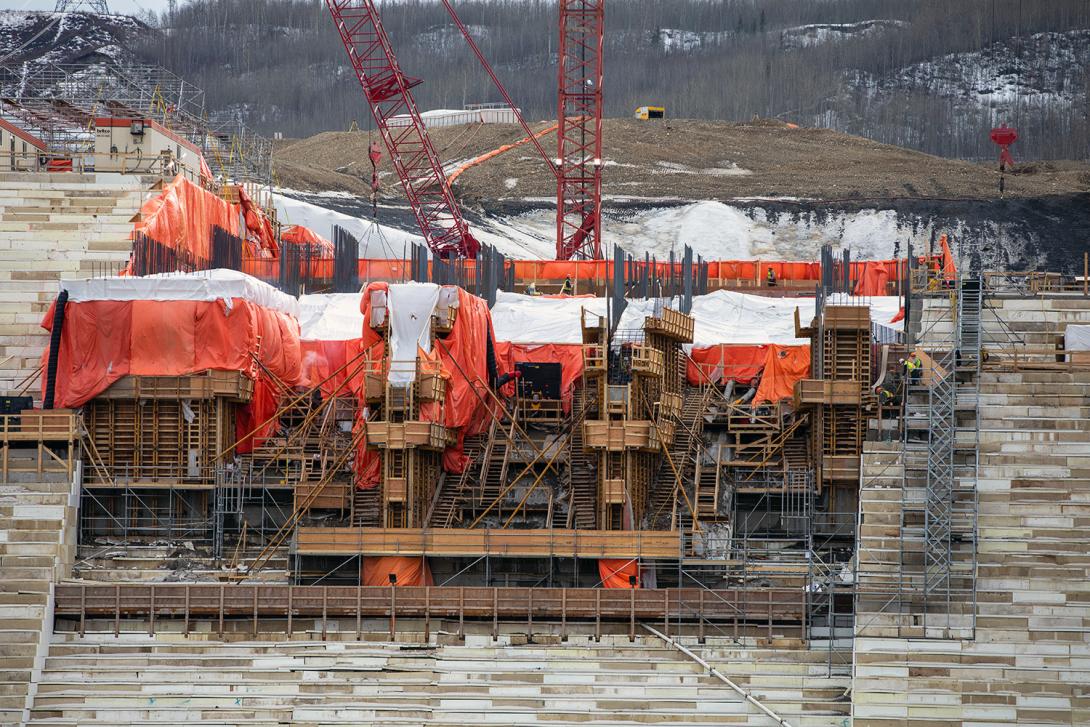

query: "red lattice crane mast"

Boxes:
[325, 0, 479, 258]
[556, 0, 605, 261]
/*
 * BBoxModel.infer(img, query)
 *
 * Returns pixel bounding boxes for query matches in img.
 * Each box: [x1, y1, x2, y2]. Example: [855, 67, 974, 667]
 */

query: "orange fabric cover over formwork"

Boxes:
[361, 556, 434, 587]
[599, 558, 640, 589]
[686, 344, 770, 386]
[853, 261, 895, 297]
[431, 289, 496, 474]
[299, 339, 369, 398]
[494, 342, 584, 413]
[43, 298, 300, 410]
[281, 225, 335, 256]
[351, 283, 389, 490]
[134, 175, 279, 262]
[281, 225, 335, 281]
[753, 344, 811, 405]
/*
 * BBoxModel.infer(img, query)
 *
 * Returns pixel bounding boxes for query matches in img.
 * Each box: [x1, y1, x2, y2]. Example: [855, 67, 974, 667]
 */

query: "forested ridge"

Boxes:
[137, 0, 1090, 159]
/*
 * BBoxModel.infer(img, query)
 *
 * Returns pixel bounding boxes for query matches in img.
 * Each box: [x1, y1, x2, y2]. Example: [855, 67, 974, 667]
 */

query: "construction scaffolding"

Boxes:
[899, 267, 981, 637]
[0, 59, 272, 183]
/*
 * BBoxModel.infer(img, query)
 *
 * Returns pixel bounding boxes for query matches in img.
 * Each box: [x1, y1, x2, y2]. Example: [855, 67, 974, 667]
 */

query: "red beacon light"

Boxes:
[989, 124, 1017, 171]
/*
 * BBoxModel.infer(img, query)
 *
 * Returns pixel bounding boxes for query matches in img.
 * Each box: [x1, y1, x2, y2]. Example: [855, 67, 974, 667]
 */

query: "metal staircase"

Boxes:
[567, 386, 599, 529]
[647, 386, 710, 530]
[902, 272, 981, 636]
[428, 429, 489, 528]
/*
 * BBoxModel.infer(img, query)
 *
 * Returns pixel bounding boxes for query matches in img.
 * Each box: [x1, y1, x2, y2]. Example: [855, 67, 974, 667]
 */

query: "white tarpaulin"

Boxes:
[387, 282, 440, 385]
[60, 268, 299, 317]
[1066, 325, 1090, 351]
[616, 290, 904, 348]
[298, 293, 364, 341]
[490, 291, 608, 344]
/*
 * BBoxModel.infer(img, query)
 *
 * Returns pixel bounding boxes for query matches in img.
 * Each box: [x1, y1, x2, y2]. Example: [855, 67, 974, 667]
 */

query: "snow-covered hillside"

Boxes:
[831, 30, 1090, 127]
[0, 10, 142, 69]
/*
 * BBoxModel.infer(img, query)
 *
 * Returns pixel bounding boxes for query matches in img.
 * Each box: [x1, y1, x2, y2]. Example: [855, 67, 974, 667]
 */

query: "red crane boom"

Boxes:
[556, 0, 605, 261]
[325, 0, 479, 258]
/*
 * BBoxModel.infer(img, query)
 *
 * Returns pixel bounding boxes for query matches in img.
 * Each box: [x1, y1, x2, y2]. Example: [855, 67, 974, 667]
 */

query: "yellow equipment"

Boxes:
[635, 106, 665, 120]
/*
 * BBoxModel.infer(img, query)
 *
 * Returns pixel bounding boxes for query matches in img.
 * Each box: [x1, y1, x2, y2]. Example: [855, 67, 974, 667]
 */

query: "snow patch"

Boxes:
[655, 161, 753, 177]
[781, 20, 906, 50]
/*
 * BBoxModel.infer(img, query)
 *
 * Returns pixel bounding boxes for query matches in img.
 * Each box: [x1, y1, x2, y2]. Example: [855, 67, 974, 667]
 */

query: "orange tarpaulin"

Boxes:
[353, 283, 389, 490]
[42, 298, 300, 409]
[686, 344, 770, 386]
[753, 344, 811, 405]
[494, 342, 584, 413]
[361, 556, 433, 587]
[853, 260, 899, 297]
[133, 175, 278, 264]
[300, 338, 367, 397]
[599, 558, 640, 589]
[940, 234, 957, 281]
[433, 289, 493, 436]
[431, 289, 496, 473]
[282, 225, 335, 256]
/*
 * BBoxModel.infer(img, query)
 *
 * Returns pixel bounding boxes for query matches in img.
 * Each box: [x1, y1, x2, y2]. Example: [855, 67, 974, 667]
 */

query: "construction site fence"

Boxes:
[55, 583, 806, 639]
[356, 257, 910, 294]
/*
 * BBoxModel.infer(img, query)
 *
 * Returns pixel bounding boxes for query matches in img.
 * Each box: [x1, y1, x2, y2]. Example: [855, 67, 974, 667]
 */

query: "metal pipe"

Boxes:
[642, 624, 795, 727]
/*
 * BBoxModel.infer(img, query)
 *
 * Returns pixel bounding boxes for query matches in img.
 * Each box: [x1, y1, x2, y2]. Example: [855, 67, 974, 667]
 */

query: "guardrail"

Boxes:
[3, 148, 210, 188]
[55, 583, 806, 641]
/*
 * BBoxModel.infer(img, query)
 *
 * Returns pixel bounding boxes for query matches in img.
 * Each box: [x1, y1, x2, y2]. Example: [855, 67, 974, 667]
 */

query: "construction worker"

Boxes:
[560, 276, 573, 295]
[525, 282, 540, 296]
[901, 355, 923, 384]
[877, 384, 898, 406]
[766, 267, 777, 287]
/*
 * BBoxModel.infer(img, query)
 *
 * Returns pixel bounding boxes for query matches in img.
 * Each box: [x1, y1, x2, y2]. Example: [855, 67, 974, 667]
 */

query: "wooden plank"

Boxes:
[295, 527, 682, 559]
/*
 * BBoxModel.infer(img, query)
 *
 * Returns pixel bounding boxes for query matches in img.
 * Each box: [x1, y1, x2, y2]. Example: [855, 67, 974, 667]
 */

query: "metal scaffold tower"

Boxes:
[556, 0, 604, 261]
[902, 264, 981, 635]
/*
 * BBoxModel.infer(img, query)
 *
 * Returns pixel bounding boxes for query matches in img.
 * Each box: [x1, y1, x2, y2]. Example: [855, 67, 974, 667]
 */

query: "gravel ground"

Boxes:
[273, 118, 1090, 203]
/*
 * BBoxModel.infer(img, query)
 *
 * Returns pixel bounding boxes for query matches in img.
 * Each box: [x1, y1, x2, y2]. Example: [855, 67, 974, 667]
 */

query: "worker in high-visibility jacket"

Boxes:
[766, 267, 777, 287]
[560, 276, 573, 295]
[901, 355, 923, 384]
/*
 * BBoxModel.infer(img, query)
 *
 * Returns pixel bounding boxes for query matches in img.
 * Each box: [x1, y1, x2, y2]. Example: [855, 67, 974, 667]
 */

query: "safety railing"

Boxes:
[984, 269, 1090, 296]
[54, 583, 807, 640]
[1, 148, 212, 189]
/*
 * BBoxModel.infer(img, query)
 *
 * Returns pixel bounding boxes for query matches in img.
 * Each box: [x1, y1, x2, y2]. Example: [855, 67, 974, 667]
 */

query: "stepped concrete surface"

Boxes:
[0, 455, 80, 727]
[853, 294, 1090, 726]
[24, 630, 849, 726]
[0, 171, 156, 396]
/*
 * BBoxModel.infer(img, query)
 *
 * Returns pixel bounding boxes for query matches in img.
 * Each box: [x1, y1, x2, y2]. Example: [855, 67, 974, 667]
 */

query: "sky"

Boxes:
[7, 0, 170, 17]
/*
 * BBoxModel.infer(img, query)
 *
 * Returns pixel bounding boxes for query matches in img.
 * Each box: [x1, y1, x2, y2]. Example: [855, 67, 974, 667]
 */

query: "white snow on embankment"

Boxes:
[276, 192, 925, 262]
[273, 193, 423, 258]
[487, 201, 913, 260]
